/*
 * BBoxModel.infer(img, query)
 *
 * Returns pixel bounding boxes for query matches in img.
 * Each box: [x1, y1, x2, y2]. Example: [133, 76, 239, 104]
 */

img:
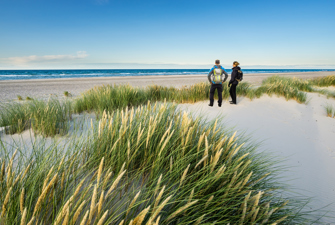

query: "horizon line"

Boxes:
[1, 68, 335, 70]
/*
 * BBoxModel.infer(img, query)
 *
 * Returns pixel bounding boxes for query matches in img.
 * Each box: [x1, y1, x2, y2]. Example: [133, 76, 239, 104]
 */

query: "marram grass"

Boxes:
[0, 102, 317, 224]
[311, 75, 335, 87]
[2, 75, 335, 136]
[325, 104, 335, 118]
[0, 98, 71, 136]
[74, 77, 321, 115]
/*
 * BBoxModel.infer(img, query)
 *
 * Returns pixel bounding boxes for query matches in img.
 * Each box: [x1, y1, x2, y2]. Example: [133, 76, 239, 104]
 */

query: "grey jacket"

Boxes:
[207, 65, 228, 84]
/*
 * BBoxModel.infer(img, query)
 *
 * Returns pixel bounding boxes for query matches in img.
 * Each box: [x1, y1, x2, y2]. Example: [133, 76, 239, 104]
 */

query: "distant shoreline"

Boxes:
[1, 69, 335, 81]
[0, 71, 334, 103]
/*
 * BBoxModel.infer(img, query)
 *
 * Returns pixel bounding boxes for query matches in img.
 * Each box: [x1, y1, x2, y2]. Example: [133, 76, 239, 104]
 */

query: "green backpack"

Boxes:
[213, 66, 222, 84]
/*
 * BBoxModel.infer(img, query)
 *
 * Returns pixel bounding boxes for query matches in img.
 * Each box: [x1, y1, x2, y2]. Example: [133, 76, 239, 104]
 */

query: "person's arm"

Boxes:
[207, 68, 214, 84]
[229, 70, 237, 85]
[222, 69, 228, 82]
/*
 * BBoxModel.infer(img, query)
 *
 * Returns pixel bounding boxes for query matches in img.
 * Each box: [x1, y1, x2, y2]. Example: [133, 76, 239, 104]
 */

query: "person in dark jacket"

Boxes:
[207, 59, 228, 107]
[228, 61, 241, 104]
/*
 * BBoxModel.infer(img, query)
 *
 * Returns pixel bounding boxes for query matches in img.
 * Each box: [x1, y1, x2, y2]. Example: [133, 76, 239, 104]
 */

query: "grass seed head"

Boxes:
[89, 185, 98, 222]
[150, 195, 173, 222]
[133, 206, 150, 225]
[42, 166, 54, 191]
[27, 217, 35, 225]
[73, 179, 85, 199]
[194, 214, 205, 225]
[154, 174, 163, 196]
[20, 188, 25, 213]
[72, 200, 86, 225]
[79, 210, 89, 225]
[22, 161, 33, 180]
[1, 161, 5, 182]
[154, 185, 166, 209]
[20, 208, 27, 225]
[97, 157, 104, 187]
[1, 187, 12, 217]
[195, 155, 208, 169]
[166, 200, 198, 222]
[102, 171, 113, 190]
[97, 210, 109, 225]
[33, 173, 58, 216]
[98, 191, 104, 215]
[62, 207, 70, 225]
[126, 190, 141, 217]
[106, 170, 126, 199]
[179, 164, 190, 187]
[205, 195, 214, 208]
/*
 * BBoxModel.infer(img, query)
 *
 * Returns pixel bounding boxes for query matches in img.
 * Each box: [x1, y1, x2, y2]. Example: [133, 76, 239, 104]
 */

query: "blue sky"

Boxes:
[0, 0, 334, 69]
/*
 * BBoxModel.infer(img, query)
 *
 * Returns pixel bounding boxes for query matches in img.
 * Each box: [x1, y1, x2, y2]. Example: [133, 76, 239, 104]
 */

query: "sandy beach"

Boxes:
[1, 72, 335, 222]
[0, 71, 334, 103]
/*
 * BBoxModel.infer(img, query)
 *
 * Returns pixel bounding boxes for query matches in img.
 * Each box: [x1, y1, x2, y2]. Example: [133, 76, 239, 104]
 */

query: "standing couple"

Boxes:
[207, 59, 242, 107]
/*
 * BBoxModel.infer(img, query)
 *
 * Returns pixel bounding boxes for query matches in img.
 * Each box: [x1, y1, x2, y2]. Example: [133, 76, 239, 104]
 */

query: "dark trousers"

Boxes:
[209, 84, 223, 105]
[229, 84, 237, 104]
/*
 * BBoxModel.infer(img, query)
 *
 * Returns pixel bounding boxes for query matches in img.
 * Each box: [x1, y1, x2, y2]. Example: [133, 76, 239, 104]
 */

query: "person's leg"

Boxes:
[217, 84, 223, 106]
[209, 84, 215, 106]
[229, 85, 233, 102]
[232, 84, 237, 104]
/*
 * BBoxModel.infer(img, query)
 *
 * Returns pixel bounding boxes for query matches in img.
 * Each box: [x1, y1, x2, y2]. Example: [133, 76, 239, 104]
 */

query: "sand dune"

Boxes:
[179, 93, 335, 221]
[1, 72, 335, 222]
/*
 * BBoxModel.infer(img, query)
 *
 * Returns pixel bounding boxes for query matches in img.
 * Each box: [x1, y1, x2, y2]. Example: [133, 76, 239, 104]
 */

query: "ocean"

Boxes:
[0, 69, 334, 81]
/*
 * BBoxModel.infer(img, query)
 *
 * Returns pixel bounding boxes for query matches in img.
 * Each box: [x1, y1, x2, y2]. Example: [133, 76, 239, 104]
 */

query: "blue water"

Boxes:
[0, 69, 334, 81]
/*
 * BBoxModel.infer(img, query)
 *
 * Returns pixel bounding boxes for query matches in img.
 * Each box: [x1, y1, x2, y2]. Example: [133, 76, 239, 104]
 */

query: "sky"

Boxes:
[0, 0, 335, 69]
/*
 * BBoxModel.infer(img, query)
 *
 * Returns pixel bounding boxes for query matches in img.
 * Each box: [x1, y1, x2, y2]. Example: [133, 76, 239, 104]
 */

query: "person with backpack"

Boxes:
[207, 59, 228, 107]
[228, 61, 243, 105]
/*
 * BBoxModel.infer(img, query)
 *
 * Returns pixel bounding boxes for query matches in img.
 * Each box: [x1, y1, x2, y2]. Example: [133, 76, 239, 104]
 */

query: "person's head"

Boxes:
[215, 59, 220, 65]
[233, 61, 240, 67]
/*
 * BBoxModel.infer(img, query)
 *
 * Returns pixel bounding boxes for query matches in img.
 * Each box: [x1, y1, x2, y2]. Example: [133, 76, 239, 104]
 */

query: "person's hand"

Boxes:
[228, 83, 231, 87]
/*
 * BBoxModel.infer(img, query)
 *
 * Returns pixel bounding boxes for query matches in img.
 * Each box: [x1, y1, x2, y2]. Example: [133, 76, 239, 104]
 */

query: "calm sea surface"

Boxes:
[0, 69, 334, 81]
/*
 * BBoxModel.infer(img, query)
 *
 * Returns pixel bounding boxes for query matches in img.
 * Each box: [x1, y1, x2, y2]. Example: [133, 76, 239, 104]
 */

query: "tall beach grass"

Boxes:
[0, 99, 71, 136]
[2, 75, 335, 137]
[311, 75, 335, 87]
[0, 102, 316, 224]
[73, 77, 314, 115]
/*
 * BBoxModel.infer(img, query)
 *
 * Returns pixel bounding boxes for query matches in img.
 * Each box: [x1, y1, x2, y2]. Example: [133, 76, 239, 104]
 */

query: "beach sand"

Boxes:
[1, 71, 335, 221]
[0, 71, 334, 103]
[179, 93, 335, 221]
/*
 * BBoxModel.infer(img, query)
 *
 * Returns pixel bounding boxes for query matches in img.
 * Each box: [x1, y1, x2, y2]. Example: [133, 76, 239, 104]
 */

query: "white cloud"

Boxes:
[5, 51, 88, 64]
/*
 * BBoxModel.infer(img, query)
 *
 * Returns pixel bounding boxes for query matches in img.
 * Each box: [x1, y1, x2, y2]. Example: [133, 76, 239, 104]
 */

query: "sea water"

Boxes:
[0, 69, 334, 81]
